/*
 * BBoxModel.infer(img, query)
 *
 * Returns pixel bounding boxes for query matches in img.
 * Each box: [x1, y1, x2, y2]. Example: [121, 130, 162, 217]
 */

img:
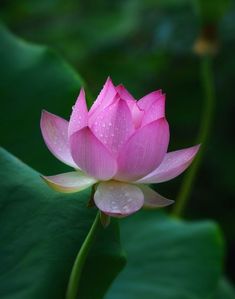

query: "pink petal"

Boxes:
[90, 99, 134, 155]
[131, 103, 145, 128]
[94, 181, 144, 217]
[137, 145, 200, 184]
[40, 110, 77, 168]
[116, 84, 136, 102]
[141, 95, 165, 127]
[41, 171, 97, 193]
[138, 90, 163, 111]
[89, 77, 117, 123]
[70, 127, 117, 180]
[116, 118, 170, 181]
[116, 84, 144, 127]
[140, 185, 174, 208]
[68, 88, 88, 137]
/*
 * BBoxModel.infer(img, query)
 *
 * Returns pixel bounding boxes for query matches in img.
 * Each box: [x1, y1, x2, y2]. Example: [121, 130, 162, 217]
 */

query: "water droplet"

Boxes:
[123, 205, 129, 211]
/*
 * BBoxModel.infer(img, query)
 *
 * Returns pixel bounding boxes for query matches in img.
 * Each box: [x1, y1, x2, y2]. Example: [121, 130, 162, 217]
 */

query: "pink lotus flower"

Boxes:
[41, 78, 199, 217]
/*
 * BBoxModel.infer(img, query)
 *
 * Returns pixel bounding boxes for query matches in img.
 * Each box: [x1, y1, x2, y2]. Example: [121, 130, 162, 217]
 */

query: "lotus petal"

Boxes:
[41, 171, 97, 193]
[90, 99, 134, 155]
[140, 185, 174, 208]
[89, 77, 117, 123]
[40, 110, 77, 168]
[138, 90, 163, 111]
[116, 118, 169, 181]
[70, 127, 117, 180]
[137, 145, 200, 183]
[94, 181, 144, 217]
[68, 88, 88, 137]
[116, 84, 136, 102]
[141, 95, 165, 126]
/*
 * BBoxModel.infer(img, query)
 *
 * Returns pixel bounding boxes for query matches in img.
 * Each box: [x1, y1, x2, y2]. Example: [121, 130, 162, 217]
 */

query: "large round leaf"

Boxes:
[0, 148, 126, 299]
[0, 24, 83, 174]
[106, 210, 224, 299]
[215, 278, 235, 299]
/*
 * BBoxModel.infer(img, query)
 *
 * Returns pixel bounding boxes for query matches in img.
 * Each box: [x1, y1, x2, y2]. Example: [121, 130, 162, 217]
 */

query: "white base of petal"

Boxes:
[41, 171, 97, 193]
[140, 185, 174, 208]
[94, 181, 144, 217]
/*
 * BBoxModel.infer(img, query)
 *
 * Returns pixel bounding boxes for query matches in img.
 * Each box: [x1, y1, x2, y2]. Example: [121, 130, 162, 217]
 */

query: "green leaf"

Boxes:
[0, 147, 126, 299]
[215, 277, 235, 299]
[0, 24, 83, 174]
[106, 210, 224, 299]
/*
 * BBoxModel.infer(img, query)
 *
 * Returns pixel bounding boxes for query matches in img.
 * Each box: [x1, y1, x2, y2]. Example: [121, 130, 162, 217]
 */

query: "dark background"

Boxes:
[0, 0, 235, 284]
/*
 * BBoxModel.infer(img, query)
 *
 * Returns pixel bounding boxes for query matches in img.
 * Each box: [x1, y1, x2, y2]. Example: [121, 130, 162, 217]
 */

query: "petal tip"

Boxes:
[106, 76, 114, 85]
[144, 199, 175, 209]
[40, 109, 50, 121]
[187, 144, 201, 159]
[141, 185, 174, 209]
[77, 87, 85, 99]
[40, 174, 57, 191]
[40, 172, 96, 193]
[195, 144, 201, 151]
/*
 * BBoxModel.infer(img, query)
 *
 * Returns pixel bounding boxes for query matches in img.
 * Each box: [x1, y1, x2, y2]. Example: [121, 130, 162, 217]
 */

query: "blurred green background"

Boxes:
[0, 0, 235, 294]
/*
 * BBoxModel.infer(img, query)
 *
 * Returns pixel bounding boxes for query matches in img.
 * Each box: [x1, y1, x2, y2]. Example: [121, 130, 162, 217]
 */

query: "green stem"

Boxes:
[66, 212, 101, 299]
[172, 55, 216, 217]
